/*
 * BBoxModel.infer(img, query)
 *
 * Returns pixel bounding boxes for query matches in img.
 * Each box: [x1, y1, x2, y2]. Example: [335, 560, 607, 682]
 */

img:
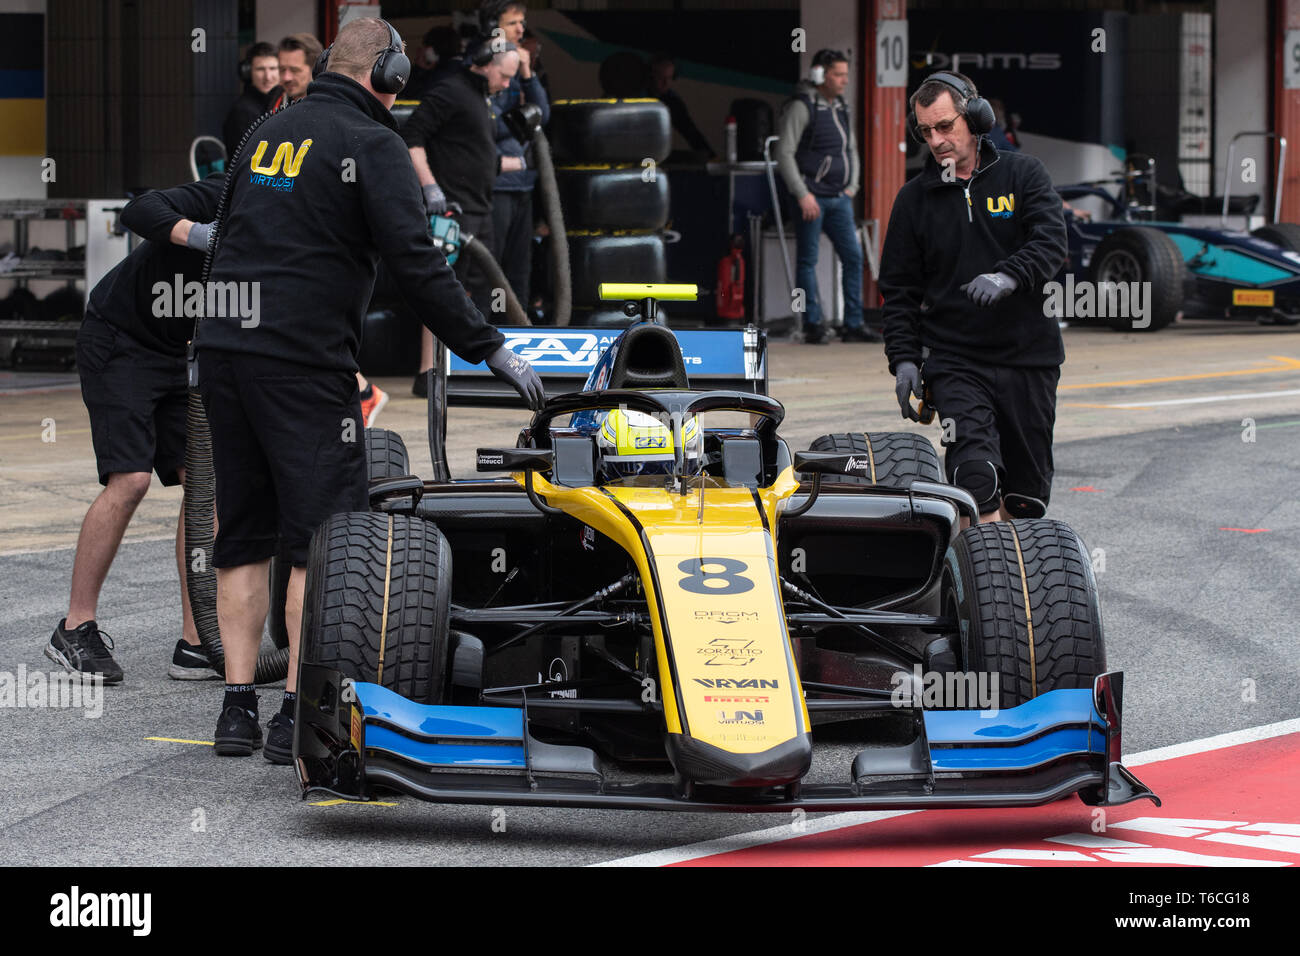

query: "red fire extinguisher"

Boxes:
[716, 235, 745, 321]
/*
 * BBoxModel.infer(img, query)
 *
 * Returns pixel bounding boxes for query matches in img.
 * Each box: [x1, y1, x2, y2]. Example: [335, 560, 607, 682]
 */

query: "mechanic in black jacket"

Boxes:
[880, 72, 1067, 524]
[194, 18, 543, 762]
[43, 175, 223, 687]
[403, 36, 523, 391]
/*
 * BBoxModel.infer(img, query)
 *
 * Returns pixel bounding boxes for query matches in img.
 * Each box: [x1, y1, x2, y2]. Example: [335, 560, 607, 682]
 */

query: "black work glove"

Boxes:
[186, 221, 214, 252]
[959, 271, 1018, 307]
[894, 361, 922, 422]
[486, 345, 545, 411]
[422, 183, 448, 216]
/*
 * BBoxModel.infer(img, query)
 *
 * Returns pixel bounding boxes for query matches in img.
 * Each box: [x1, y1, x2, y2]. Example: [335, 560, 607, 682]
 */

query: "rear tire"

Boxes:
[1090, 227, 1184, 332]
[300, 512, 452, 705]
[807, 432, 942, 487]
[1250, 222, 1300, 252]
[364, 427, 409, 482]
[941, 519, 1105, 709]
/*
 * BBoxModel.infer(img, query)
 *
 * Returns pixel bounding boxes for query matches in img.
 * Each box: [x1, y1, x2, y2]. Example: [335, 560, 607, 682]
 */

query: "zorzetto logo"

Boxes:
[502, 332, 611, 367]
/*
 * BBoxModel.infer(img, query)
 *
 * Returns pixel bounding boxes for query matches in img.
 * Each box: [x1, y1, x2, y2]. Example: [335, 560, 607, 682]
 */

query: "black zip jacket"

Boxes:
[880, 137, 1067, 372]
[87, 176, 223, 356]
[223, 83, 282, 159]
[197, 72, 503, 371]
[400, 65, 500, 217]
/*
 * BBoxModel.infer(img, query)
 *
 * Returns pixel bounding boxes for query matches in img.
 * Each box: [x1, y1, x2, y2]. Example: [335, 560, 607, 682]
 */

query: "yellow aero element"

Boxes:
[553, 98, 661, 104]
[525, 469, 808, 754]
[599, 283, 699, 302]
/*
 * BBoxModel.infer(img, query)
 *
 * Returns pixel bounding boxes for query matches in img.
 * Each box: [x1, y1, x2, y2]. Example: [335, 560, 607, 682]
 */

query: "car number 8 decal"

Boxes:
[677, 557, 754, 595]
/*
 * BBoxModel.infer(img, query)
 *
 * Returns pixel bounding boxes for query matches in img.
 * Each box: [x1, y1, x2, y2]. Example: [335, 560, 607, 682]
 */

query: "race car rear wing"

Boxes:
[439, 324, 769, 407]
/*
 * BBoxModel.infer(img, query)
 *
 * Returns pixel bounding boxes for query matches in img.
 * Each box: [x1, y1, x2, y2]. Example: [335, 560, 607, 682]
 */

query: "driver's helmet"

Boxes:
[596, 408, 701, 480]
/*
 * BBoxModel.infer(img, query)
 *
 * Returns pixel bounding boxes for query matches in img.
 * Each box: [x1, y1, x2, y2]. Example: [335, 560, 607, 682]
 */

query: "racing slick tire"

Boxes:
[300, 512, 453, 705]
[548, 99, 671, 164]
[941, 519, 1106, 710]
[1089, 227, 1183, 332]
[364, 427, 410, 482]
[566, 231, 667, 308]
[1250, 222, 1300, 252]
[807, 432, 942, 487]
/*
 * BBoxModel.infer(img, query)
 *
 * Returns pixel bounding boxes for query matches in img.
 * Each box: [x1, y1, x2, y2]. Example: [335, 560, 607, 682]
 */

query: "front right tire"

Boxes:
[941, 519, 1106, 709]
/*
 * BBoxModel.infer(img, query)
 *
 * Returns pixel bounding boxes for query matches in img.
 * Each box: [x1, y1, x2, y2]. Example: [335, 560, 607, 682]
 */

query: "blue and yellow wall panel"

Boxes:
[0, 12, 45, 157]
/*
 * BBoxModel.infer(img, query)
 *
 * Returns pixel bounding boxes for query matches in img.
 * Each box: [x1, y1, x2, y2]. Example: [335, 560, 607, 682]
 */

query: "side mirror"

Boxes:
[477, 448, 562, 516]
[476, 448, 555, 472]
[792, 450, 875, 480]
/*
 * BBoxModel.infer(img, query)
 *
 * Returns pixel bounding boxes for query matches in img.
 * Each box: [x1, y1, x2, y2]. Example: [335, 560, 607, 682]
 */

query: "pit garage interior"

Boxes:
[2, 0, 1297, 366]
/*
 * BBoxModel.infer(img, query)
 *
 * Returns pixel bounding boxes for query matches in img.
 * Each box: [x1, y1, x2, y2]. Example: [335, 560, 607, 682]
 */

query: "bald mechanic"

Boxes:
[195, 17, 543, 762]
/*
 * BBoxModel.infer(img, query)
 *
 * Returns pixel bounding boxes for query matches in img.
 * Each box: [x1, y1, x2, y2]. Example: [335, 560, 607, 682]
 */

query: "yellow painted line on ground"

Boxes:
[309, 798, 399, 807]
[0, 427, 92, 443]
[1060, 355, 1300, 391]
[146, 736, 214, 746]
[1062, 402, 1150, 410]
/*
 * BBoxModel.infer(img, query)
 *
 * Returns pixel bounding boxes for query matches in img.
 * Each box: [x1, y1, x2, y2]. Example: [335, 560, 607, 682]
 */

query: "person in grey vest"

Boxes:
[775, 48, 877, 344]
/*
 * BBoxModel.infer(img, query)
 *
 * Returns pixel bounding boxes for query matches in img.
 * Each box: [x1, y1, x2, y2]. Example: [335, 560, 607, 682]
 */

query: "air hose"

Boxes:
[531, 128, 571, 326]
[461, 232, 530, 325]
[184, 105, 291, 684]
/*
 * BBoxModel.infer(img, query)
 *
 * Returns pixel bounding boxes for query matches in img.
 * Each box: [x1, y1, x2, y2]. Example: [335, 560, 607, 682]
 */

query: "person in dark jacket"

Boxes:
[649, 52, 712, 156]
[774, 49, 875, 344]
[403, 37, 523, 389]
[483, 0, 550, 315]
[403, 25, 463, 103]
[880, 71, 1067, 524]
[195, 18, 542, 762]
[43, 175, 224, 687]
[222, 42, 282, 159]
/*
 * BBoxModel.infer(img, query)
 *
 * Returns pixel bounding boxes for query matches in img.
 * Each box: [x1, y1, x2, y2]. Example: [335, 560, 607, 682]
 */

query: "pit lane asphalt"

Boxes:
[2, 325, 1298, 865]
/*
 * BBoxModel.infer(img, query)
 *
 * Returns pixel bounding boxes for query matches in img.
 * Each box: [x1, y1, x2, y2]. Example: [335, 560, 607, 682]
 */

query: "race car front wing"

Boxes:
[294, 664, 1159, 812]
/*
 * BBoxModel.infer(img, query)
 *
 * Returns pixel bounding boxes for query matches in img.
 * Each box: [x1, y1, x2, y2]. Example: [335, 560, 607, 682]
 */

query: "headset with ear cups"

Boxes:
[808, 48, 845, 85]
[906, 71, 995, 143]
[313, 18, 410, 94]
[466, 33, 517, 67]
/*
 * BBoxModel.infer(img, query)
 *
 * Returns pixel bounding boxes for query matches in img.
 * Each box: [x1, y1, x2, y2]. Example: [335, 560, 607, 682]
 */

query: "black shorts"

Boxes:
[923, 351, 1060, 504]
[197, 349, 367, 568]
[76, 309, 188, 486]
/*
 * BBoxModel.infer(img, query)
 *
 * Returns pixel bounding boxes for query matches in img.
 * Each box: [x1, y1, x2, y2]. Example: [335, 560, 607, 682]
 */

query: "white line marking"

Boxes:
[1199, 831, 1300, 855]
[592, 717, 1300, 866]
[1093, 847, 1288, 867]
[973, 848, 1094, 862]
[589, 810, 918, 868]
[1106, 388, 1300, 408]
[1045, 833, 1147, 849]
[1109, 817, 1237, 838]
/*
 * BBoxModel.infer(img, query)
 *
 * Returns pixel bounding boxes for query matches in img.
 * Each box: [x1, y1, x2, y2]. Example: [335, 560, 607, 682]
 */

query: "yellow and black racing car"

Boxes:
[294, 284, 1158, 812]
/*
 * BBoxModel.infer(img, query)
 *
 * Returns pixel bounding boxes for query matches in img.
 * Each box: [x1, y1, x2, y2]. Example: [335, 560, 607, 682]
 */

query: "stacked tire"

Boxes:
[549, 99, 672, 326]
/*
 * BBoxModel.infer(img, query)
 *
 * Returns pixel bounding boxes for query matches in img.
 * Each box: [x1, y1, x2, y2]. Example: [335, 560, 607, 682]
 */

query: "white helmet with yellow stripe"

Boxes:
[596, 408, 701, 479]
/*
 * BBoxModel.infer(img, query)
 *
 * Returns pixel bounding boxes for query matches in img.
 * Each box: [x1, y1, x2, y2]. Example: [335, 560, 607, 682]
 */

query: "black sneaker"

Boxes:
[44, 618, 123, 684]
[214, 705, 262, 756]
[802, 323, 827, 344]
[840, 324, 883, 343]
[168, 639, 220, 681]
[264, 713, 295, 765]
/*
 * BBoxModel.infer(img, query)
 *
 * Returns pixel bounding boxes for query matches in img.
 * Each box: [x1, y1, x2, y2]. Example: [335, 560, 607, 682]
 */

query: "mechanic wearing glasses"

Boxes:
[879, 71, 1067, 523]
